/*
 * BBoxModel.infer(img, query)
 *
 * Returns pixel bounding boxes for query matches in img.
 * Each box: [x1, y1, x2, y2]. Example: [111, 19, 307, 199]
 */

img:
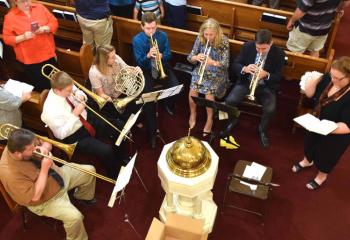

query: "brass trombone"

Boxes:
[0, 123, 116, 184]
[150, 35, 167, 79]
[41, 64, 133, 143]
[0, 123, 77, 159]
[196, 39, 211, 86]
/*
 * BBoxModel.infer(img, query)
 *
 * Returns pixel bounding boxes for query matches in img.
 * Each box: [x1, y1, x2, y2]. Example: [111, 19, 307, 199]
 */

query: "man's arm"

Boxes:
[287, 8, 306, 30]
[31, 147, 53, 202]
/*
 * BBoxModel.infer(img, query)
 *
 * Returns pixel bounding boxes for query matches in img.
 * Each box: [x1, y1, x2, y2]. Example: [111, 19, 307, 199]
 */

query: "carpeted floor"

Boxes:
[1, 6, 350, 240]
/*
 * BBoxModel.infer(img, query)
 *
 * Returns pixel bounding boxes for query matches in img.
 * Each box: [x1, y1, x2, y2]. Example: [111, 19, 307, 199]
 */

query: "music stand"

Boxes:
[222, 160, 279, 219]
[191, 96, 240, 143]
[136, 85, 184, 145]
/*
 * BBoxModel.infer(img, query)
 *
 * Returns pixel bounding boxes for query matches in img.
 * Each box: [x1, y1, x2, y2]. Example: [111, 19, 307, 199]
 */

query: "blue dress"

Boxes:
[187, 35, 230, 98]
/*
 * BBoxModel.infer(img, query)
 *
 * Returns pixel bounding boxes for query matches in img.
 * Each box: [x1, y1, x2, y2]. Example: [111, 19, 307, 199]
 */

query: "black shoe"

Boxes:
[74, 197, 97, 206]
[164, 106, 175, 116]
[258, 128, 269, 148]
[219, 118, 238, 138]
[150, 136, 156, 149]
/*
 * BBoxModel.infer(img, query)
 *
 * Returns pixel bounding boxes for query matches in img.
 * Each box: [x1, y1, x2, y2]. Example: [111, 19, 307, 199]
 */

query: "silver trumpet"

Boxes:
[196, 39, 211, 86]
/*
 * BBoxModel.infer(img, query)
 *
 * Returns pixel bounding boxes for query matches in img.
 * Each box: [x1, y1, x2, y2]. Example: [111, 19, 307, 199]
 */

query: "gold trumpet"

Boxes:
[196, 39, 211, 86]
[41, 64, 133, 143]
[150, 35, 167, 79]
[247, 53, 266, 101]
[0, 123, 116, 184]
[0, 123, 77, 159]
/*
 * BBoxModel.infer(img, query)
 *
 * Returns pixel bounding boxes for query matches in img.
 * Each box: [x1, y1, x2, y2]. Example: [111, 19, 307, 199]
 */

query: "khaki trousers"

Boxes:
[76, 14, 113, 47]
[28, 164, 96, 240]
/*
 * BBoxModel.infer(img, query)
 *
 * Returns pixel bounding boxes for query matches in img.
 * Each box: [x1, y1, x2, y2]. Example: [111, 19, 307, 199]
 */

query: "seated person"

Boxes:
[223, 29, 285, 148]
[187, 18, 230, 136]
[132, 12, 179, 148]
[0, 85, 32, 127]
[89, 45, 142, 119]
[0, 128, 96, 240]
[41, 70, 128, 178]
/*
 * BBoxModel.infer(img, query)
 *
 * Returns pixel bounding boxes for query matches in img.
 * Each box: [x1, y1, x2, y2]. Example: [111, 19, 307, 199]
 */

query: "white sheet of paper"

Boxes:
[158, 84, 183, 100]
[294, 113, 338, 135]
[240, 181, 257, 191]
[251, 162, 267, 181]
[108, 152, 137, 208]
[3, 79, 33, 97]
[115, 108, 142, 146]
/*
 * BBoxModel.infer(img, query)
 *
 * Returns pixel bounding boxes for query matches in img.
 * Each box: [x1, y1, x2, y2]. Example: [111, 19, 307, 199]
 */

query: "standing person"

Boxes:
[109, 0, 135, 18]
[2, 0, 58, 91]
[292, 57, 350, 190]
[132, 12, 179, 148]
[133, 0, 164, 22]
[0, 128, 96, 240]
[41, 70, 128, 178]
[222, 29, 285, 148]
[187, 18, 229, 136]
[73, 0, 113, 49]
[286, 0, 347, 58]
[163, 0, 187, 29]
[0, 86, 32, 127]
[89, 45, 142, 118]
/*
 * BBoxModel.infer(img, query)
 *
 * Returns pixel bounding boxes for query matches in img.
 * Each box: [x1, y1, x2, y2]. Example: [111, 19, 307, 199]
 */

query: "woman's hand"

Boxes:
[21, 91, 32, 102]
[35, 26, 50, 34]
[23, 31, 34, 40]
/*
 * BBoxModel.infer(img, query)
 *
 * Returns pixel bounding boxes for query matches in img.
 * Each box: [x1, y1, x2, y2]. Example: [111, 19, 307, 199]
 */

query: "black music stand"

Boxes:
[191, 96, 240, 143]
[137, 85, 184, 146]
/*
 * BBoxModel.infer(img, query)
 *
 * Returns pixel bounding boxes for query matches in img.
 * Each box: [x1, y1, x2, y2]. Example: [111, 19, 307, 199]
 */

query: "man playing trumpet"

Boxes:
[0, 128, 96, 240]
[41, 70, 128, 178]
[223, 29, 285, 148]
[132, 12, 179, 148]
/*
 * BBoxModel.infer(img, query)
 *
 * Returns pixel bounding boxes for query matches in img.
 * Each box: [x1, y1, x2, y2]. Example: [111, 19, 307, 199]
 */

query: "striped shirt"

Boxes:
[296, 0, 341, 36]
[135, 0, 161, 19]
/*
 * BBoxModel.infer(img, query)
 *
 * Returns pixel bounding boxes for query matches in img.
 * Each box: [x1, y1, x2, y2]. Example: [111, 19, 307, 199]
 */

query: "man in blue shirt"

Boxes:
[132, 12, 179, 148]
[73, 0, 113, 48]
[109, 0, 135, 18]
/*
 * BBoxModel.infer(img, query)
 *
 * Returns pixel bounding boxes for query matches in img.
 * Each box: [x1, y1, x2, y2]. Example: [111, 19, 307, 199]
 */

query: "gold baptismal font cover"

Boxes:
[166, 135, 211, 178]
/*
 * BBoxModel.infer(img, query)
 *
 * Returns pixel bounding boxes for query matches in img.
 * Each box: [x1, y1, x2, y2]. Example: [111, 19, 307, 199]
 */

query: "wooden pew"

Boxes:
[186, 0, 339, 58]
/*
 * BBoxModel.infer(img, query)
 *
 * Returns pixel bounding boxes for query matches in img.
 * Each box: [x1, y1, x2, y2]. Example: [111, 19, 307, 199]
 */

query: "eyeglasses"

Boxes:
[330, 74, 348, 81]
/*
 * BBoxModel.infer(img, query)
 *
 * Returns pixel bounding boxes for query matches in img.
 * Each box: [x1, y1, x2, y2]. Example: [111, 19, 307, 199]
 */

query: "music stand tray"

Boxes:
[223, 160, 273, 218]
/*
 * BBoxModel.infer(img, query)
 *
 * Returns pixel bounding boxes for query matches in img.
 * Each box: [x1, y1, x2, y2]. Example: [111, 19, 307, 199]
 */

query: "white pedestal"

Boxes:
[157, 141, 219, 234]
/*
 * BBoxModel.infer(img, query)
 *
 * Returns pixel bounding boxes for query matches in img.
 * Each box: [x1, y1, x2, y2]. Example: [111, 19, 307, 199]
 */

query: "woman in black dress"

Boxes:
[292, 57, 350, 190]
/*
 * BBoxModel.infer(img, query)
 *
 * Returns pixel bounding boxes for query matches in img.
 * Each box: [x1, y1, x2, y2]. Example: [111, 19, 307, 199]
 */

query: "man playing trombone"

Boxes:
[222, 29, 285, 148]
[41, 70, 128, 178]
[0, 128, 96, 240]
[132, 12, 179, 148]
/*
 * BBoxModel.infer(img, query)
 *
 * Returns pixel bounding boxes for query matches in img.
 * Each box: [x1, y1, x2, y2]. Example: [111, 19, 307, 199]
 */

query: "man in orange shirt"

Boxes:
[3, 0, 58, 91]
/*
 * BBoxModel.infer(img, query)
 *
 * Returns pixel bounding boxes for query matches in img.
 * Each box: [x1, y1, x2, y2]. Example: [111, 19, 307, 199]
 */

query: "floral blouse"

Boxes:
[89, 54, 127, 99]
[187, 35, 230, 98]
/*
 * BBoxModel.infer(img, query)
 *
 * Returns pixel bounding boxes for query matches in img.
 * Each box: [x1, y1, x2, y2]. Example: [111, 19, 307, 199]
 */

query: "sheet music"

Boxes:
[115, 108, 142, 146]
[3, 79, 34, 97]
[240, 162, 267, 191]
[294, 113, 338, 135]
[108, 153, 137, 208]
[158, 84, 183, 100]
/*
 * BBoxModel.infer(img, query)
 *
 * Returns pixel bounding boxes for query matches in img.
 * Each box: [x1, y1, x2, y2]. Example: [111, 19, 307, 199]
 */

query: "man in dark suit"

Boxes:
[223, 29, 285, 148]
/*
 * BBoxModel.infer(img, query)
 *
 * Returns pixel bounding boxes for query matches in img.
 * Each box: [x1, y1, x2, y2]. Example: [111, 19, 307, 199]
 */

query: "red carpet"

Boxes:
[1, 7, 350, 240]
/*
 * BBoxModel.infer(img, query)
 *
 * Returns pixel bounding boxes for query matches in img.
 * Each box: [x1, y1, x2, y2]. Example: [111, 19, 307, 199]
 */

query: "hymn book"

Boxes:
[3, 79, 33, 98]
[293, 113, 338, 135]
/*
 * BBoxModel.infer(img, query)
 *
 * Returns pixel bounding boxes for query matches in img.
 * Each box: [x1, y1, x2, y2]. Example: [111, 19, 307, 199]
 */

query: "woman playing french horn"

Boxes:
[89, 45, 143, 118]
[188, 18, 230, 136]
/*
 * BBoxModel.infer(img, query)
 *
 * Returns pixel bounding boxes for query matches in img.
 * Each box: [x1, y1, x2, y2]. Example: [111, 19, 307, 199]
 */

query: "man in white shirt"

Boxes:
[41, 70, 127, 178]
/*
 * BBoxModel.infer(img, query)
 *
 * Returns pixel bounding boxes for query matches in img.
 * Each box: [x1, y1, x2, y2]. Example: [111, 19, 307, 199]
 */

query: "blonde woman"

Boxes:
[187, 18, 229, 136]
